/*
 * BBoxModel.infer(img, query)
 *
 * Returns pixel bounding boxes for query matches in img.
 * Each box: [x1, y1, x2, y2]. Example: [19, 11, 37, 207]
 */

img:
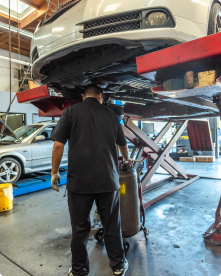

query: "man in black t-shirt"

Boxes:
[50, 84, 129, 276]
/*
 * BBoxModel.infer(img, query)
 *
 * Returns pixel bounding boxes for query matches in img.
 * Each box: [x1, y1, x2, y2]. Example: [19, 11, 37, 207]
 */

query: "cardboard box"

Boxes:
[198, 70, 216, 87]
[28, 80, 39, 89]
[193, 156, 215, 162]
[207, 156, 215, 162]
[179, 157, 196, 162]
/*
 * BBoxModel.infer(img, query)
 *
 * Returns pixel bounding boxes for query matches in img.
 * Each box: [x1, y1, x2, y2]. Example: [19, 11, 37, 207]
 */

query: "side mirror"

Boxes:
[35, 135, 45, 142]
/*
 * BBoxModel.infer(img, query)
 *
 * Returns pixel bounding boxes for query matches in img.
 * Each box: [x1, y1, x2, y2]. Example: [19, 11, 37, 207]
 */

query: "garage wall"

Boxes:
[0, 90, 39, 125]
[0, 49, 30, 93]
[0, 49, 46, 125]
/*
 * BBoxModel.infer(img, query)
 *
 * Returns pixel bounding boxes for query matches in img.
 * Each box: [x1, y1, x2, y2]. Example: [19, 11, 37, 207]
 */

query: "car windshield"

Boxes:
[0, 125, 43, 143]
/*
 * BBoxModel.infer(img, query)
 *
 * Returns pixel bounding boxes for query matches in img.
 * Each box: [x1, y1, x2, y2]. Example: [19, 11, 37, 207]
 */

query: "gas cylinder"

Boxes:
[119, 166, 140, 238]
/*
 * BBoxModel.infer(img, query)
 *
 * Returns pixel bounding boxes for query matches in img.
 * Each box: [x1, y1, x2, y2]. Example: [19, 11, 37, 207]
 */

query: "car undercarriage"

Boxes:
[35, 42, 220, 121]
[40, 43, 158, 100]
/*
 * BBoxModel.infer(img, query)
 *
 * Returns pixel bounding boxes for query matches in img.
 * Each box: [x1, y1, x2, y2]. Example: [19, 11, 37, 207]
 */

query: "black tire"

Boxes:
[208, 2, 221, 35]
[0, 157, 22, 184]
[94, 227, 104, 242]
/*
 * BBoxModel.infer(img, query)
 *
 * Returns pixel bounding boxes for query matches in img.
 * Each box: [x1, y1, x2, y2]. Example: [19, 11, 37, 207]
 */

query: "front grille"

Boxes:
[82, 12, 141, 39]
[84, 13, 140, 29]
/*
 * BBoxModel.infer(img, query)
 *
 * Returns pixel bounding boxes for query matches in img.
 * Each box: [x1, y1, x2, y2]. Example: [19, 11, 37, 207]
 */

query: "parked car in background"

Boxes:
[0, 120, 68, 183]
[31, 0, 220, 103]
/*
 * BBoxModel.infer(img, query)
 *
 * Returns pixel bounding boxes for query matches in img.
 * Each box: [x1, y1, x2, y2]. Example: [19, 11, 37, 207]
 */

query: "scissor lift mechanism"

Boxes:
[122, 116, 199, 209]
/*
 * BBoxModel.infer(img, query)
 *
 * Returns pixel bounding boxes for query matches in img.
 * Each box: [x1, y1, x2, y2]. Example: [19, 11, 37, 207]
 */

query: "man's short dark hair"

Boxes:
[84, 84, 103, 97]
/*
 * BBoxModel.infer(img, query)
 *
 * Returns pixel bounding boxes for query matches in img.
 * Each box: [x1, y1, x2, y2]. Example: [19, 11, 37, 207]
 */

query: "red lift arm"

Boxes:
[17, 85, 80, 117]
[136, 32, 221, 118]
[136, 32, 221, 76]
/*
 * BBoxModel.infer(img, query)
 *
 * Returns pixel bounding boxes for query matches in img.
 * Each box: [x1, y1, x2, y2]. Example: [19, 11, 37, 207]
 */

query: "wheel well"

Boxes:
[1, 155, 25, 173]
[207, 0, 221, 35]
[211, 0, 221, 9]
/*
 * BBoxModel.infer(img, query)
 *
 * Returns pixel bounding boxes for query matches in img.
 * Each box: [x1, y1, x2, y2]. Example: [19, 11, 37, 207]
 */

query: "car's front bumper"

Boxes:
[32, 15, 206, 85]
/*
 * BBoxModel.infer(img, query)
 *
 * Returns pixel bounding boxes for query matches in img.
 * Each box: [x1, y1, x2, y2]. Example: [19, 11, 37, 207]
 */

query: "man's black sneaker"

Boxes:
[67, 268, 88, 276]
[113, 259, 129, 276]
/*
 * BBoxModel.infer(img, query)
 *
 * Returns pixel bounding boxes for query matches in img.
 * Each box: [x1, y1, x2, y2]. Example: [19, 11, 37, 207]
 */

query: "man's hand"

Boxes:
[123, 157, 132, 162]
[118, 145, 130, 161]
[51, 172, 60, 192]
[51, 141, 64, 192]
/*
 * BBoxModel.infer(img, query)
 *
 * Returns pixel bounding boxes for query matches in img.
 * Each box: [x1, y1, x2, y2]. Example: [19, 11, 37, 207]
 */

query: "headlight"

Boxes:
[147, 12, 168, 26]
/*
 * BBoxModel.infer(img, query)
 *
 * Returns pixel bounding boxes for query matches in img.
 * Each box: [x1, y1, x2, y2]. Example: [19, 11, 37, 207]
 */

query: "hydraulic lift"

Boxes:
[122, 116, 199, 209]
[15, 31, 221, 244]
[136, 31, 221, 120]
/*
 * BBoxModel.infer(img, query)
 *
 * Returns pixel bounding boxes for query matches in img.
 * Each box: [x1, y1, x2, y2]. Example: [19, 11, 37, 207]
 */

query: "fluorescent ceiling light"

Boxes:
[0, 55, 30, 66]
[0, 22, 33, 38]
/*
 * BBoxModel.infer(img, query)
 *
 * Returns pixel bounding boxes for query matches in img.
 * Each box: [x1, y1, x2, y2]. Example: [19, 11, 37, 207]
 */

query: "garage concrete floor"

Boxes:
[1, 161, 221, 276]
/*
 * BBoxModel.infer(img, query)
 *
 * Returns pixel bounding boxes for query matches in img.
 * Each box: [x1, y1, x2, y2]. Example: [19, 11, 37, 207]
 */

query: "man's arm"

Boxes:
[118, 145, 130, 161]
[51, 141, 65, 174]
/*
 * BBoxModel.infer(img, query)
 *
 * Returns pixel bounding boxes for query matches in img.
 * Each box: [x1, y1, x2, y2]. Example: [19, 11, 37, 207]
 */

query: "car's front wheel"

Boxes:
[0, 157, 22, 184]
[208, 2, 221, 35]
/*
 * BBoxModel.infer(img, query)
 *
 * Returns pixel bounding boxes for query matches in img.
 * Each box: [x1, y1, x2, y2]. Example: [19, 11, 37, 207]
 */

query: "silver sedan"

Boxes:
[0, 120, 68, 183]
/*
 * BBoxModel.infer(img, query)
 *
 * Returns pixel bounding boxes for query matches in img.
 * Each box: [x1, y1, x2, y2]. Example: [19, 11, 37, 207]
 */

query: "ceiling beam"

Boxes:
[0, 32, 26, 45]
[0, 33, 31, 53]
[0, 32, 11, 44]
[19, 0, 40, 10]
[0, 12, 18, 23]
[19, 2, 47, 29]
[11, 38, 30, 51]
[11, 44, 30, 54]
[10, 34, 31, 43]
[11, 35, 31, 45]
[0, 43, 30, 57]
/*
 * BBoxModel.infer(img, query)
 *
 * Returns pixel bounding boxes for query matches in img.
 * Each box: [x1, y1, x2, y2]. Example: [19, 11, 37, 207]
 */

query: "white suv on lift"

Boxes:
[0, 120, 68, 183]
[31, 0, 221, 99]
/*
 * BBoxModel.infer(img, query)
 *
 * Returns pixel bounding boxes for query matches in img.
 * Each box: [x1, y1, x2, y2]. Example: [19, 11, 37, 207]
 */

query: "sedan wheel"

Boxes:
[215, 11, 221, 33]
[0, 158, 21, 184]
[208, 3, 221, 35]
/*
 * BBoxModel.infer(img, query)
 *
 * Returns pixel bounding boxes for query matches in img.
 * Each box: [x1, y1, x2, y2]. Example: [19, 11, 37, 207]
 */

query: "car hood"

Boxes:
[0, 119, 21, 143]
[0, 142, 26, 153]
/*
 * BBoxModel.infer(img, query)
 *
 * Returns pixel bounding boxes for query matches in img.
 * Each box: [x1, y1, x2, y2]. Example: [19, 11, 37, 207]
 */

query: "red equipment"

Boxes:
[187, 120, 213, 151]
[122, 117, 199, 209]
[136, 32, 221, 119]
[18, 31, 221, 212]
[136, 32, 221, 76]
[203, 197, 221, 245]
[17, 85, 80, 117]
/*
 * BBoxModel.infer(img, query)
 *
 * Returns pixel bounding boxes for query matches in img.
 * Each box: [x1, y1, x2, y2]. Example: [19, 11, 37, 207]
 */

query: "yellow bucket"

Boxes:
[0, 183, 13, 212]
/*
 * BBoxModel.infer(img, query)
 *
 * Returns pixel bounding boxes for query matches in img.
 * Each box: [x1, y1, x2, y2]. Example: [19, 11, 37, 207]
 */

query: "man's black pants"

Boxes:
[68, 190, 125, 275]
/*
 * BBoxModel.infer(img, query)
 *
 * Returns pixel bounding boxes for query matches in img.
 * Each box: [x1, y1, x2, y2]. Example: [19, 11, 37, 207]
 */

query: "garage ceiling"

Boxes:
[0, 0, 74, 57]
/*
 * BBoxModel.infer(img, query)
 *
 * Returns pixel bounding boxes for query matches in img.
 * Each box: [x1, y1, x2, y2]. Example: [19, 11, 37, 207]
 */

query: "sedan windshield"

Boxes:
[0, 125, 43, 143]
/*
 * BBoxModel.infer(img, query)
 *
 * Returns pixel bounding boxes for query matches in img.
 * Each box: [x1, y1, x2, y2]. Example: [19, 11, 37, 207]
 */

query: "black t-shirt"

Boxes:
[50, 97, 127, 193]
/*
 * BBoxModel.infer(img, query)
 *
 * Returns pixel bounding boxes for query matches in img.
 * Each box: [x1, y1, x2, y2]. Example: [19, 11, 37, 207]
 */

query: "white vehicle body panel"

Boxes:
[0, 122, 68, 176]
[31, 0, 214, 84]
